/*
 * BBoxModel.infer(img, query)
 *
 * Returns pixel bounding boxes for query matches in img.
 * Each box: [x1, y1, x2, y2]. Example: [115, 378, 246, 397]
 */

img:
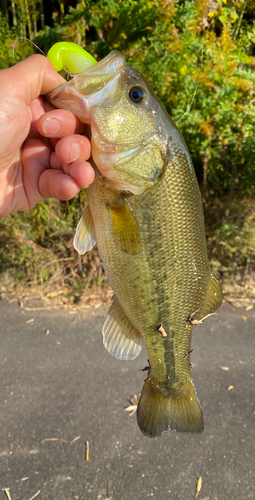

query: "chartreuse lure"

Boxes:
[47, 41, 97, 74]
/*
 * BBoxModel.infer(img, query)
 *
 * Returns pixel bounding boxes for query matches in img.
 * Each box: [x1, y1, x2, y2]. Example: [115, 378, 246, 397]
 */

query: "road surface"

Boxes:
[0, 297, 254, 500]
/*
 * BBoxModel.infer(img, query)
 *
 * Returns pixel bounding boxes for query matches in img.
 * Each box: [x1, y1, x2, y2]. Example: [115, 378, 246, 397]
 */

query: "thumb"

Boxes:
[1, 54, 65, 104]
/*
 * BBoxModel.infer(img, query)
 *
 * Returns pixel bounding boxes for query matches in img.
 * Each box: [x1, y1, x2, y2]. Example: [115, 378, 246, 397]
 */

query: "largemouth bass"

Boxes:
[47, 51, 222, 437]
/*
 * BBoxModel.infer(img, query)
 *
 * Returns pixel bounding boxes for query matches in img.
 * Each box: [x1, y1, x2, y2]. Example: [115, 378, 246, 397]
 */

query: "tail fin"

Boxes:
[137, 378, 204, 438]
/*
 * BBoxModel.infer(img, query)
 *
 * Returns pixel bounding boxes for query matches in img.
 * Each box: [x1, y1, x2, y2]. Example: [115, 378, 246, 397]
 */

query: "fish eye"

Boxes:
[129, 86, 145, 104]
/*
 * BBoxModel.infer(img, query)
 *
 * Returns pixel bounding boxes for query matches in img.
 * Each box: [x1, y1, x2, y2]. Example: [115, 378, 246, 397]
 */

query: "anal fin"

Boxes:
[103, 297, 142, 360]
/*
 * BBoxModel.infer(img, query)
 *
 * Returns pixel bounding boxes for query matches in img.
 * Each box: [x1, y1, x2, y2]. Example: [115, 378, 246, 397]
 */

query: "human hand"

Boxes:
[0, 54, 94, 218]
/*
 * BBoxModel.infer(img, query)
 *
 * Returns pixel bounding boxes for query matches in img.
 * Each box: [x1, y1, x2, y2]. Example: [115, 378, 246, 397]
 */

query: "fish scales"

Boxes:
[87, 147, 208, 389]
[46, 50, 222, 437]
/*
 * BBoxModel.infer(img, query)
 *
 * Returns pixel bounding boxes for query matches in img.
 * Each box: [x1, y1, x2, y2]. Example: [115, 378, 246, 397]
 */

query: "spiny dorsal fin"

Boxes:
[73, 205, 96, 255]
[199, 273, 222, 320]
[108, 197, 142, 255]
[103, 297, 142, 360]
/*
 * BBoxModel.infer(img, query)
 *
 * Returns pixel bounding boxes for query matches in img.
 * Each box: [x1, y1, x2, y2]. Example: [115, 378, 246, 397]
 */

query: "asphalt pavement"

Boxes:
[0, 296, 254, 500]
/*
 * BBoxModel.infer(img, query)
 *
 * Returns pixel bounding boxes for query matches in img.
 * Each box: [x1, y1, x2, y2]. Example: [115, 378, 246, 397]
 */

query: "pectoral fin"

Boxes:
[73, 205, 96, 255]
[199, 273, 222, 320]
[103, 297, 142, 360]
[108, 197, 142, 255]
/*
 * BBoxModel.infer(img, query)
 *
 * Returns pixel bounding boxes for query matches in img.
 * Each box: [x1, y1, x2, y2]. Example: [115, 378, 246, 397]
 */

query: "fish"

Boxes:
[46, 50, 222, 437]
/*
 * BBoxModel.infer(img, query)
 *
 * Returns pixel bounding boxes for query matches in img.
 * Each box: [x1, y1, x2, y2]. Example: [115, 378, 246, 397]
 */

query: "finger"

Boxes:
[49, 151, 62, 170]
[49, 148, 94, 189]
[1, 55, 65, 104]
[22, 136, 86, 206]
[64, 161, 95, 189]
[21, 137, 51, 208]
[39, 168, 81, 201]
[45, 150, 94, 190]
[29, 97, 49, 139]
[38, 109, 86, 138]
[54, 134, 91, 163]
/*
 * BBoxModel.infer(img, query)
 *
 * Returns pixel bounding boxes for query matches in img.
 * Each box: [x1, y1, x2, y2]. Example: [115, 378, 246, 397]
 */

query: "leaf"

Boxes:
[245, 305, 253, 311]
[195, 476, 202, 498]
[124, 395, 139, 417]
[219, 366, 229, 371]
[241, 316, 247, 321]
[2, 489, 12, 500]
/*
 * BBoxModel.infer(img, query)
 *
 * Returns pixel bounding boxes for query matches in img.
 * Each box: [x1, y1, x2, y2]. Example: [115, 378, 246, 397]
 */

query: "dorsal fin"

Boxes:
[199, 273, 222, 320]
[73, 205, 96, 255]
[103, 297, 142, 360]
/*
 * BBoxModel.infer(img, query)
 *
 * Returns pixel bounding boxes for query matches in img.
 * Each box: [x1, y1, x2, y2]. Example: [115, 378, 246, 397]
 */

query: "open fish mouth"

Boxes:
[46, 51, 126, 124]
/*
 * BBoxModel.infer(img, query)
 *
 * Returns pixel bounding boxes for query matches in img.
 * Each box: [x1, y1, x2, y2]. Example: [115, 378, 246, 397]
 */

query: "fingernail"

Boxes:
[42, 117, 60, 135]
[70, 142, 81, 162]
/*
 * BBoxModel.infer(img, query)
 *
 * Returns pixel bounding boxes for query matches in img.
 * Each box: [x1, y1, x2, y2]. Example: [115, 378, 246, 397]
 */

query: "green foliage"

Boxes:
[0, 13, 22, 68]
[0, 9, 35, 69]
[207, 203, 255, 297]
[0, 194, 104, 291]
[209, 209, 255, 273]
[3, 0, 255, 200]
[0, 14, 14, 68]
[34, 0, 255, 200]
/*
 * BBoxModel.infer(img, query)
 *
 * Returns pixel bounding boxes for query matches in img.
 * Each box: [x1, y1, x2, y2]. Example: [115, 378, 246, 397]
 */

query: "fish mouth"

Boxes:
[46, 50, 126, 124]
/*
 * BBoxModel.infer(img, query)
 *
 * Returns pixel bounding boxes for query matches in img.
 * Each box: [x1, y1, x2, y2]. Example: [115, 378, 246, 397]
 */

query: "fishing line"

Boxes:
[12, 37, 46, 63]
[177, 2, 222, 124]
[12, 37, 72, 78]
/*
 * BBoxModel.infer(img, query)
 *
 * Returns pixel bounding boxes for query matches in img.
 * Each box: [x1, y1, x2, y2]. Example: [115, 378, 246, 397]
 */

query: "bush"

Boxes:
[1, 0, 255, 299]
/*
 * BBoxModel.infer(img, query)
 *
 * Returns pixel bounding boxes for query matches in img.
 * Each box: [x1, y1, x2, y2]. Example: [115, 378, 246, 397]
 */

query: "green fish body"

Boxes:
[47, 51, 222, 437]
